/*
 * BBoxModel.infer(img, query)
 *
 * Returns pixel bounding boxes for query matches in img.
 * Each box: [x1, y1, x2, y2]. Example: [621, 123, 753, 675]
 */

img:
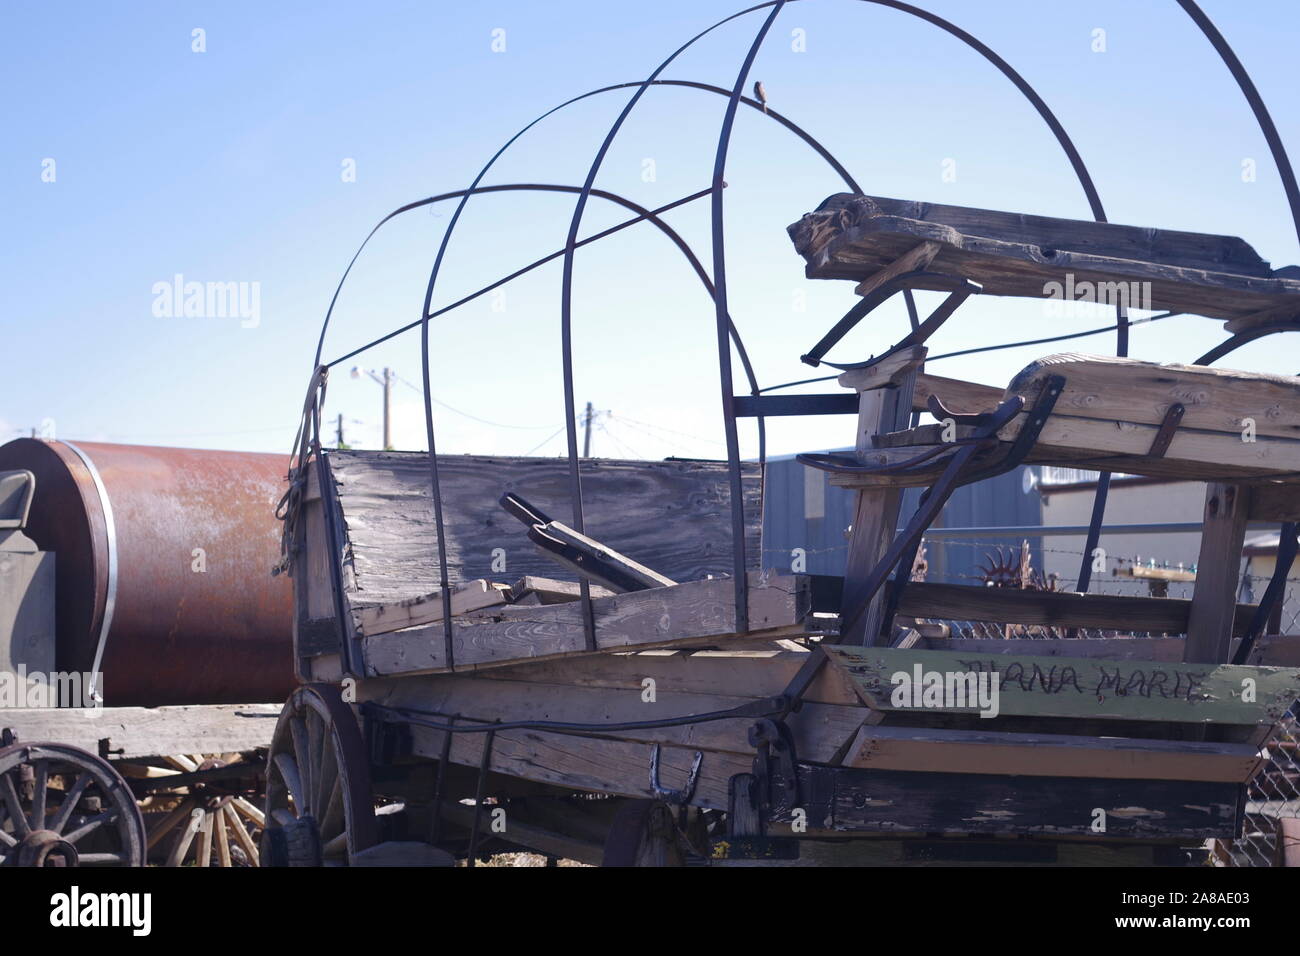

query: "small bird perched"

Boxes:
[753, 81, 768, 113]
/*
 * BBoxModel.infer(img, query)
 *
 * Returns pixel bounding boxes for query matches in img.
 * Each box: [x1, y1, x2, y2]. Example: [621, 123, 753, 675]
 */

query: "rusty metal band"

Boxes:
[60, 440, 117, 705]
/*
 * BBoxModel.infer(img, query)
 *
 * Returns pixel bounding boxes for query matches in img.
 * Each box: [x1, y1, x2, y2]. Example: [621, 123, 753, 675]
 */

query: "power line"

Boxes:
[391, 373, 562, 431]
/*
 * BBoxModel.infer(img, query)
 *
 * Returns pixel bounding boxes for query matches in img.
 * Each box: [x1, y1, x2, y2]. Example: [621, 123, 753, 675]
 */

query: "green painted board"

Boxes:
[823, 644, 1300, 726]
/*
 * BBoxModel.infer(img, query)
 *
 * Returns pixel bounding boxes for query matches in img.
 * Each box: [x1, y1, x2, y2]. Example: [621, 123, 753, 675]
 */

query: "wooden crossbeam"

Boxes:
[894, 581, 1256, 636]
[362, 572, 812, 677]
[352, 579, 510, 637]
[823, 644, 1300, 726]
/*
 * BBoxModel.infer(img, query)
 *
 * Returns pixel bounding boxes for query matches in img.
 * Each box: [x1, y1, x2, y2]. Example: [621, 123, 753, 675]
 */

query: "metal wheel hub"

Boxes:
[14, 829, 78, 867]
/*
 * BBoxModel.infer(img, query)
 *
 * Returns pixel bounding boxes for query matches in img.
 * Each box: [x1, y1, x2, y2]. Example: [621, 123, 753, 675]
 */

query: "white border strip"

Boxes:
[60, 441, 117, 704]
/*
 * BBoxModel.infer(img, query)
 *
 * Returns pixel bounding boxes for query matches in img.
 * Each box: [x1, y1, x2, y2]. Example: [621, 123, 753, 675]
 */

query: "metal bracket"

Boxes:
[1147, 402, 1186, 458]
[801, 270, 980, 367]
[649, 744, 703, 806]
[749, 718, 800, 820]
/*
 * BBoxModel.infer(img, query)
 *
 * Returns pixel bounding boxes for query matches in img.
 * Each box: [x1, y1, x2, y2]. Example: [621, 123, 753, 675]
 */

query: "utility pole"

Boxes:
[382, 368, 392, 451]
[351, 366, 394, 450]
[582, 401, 594, 457]
[336, 413, 345, 449]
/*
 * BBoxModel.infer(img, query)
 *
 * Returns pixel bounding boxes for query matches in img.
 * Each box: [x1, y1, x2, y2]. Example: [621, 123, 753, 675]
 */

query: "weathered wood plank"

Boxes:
[921, 635, 1300, 666]
[1186, 484, 1253, 664]
[507, 576, 617, 605]
[0, 704, 281, 759]
[713, 837, 1205, 867]
[482, 647, 860, 705]
[852, 242, 940, 297]
[823, 644, 1300, 725]
[322, 452, 762, 605]
[1249, 482, 1300, 521]
[1008, 353, 1300, 441]
[784, 763, 1241, 839]
[352, 579, 510, 637]
[790, 193, 1300, 321]
[406, 723, 749, 810]
[896, 581, 1256, 636]
[362, 672, 864, 763]
[362, 572, 812, 677]
[843, 723, 1263, 782]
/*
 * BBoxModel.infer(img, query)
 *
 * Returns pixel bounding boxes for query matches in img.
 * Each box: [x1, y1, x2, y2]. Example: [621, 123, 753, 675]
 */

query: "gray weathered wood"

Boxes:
[790, 193, 1300, 321]
[362, 572, 812, 677]
[895, 581, 1257, 636]
[824, 644, 1300, 726]
[0, 704, 281, 759]
[843, 723, 1263, 782]
[322, 451, 762, 605]
[1185, 483, 1253, 663]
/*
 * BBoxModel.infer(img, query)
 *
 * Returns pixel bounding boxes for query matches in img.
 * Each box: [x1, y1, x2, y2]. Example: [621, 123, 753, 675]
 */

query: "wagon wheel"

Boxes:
[0, 741, 146, 867]
[262, 683, 377, 866]
[139, 753, 264, 867]
[601, 800, 686, 867]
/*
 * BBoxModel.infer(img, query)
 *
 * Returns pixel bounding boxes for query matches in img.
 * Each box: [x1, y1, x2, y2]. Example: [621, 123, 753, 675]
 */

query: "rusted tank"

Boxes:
[0, 439, 295, 706]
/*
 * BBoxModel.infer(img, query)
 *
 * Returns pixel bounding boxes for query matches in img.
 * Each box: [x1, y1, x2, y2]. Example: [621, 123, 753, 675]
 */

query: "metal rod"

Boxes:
[711, 4, 788, 635]
[465, 726, 496, 868]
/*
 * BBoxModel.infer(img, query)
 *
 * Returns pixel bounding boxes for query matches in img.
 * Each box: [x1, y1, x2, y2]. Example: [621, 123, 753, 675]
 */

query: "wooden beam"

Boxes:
[1007, 353, 1300, 442]
[406, 722, 750, 811]
[781, 763, 1240, 839]
[352, 579, 510, 637]
[1185, 484, 1253, 664]
[911, 374, 1003, 415]
[507, 576, 616, 606]
[362, 572, 812, 677]
[840, 356, 925, 645]
[362, 672, 863, 764]
[481, 647, 861, 706]
[790, 193, 1300, 322]
[843, 723, 1263, 782]
[1248, 482, 1300, 521]
[835, 346, 928, 392]
[922, 634, 1300, 667]
[851, 241, 940, 297]
[0, 704, 281, 760]
[895, 581, 1256, 636]
[823, 644, 1300, 726]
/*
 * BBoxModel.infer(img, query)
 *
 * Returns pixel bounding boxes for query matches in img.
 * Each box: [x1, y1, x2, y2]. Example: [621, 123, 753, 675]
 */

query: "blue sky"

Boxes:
[4, 0, 1299, 460]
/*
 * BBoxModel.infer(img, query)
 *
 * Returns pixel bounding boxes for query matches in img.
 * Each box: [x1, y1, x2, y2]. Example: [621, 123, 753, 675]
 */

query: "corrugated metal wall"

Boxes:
[760, 454, 1043, 585]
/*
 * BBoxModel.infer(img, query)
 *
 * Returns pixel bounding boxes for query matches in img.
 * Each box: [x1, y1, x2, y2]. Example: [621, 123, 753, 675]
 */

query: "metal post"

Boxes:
[382, 368, 392, 451]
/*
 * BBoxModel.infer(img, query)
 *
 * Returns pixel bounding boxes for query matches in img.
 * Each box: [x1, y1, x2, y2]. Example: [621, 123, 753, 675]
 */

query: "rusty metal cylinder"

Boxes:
[0, 439, 295, 706]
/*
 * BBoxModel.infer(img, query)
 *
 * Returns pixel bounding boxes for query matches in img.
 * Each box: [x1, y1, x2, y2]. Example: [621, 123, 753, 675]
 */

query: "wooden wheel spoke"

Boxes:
[272, 808, 296, 827]
[147, 797, 197, 851]
[233, 797, 265, 827]
[49, 772, 92, 834]
[30, 762, 48, 831]
[214, 805, 232, 867]
[318, 776, 344, 842]
[195, 812, 214, 867]
[223, 805, 260, 862]
[1, 772, 31, 838]
[321, 831, 348, 857]
[289, 716, 313, 816]
[64, 808, 117, 845]
[308, 710, 328, 813]
[273, 752, 306, 815]
[165, 809, 203, 867]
